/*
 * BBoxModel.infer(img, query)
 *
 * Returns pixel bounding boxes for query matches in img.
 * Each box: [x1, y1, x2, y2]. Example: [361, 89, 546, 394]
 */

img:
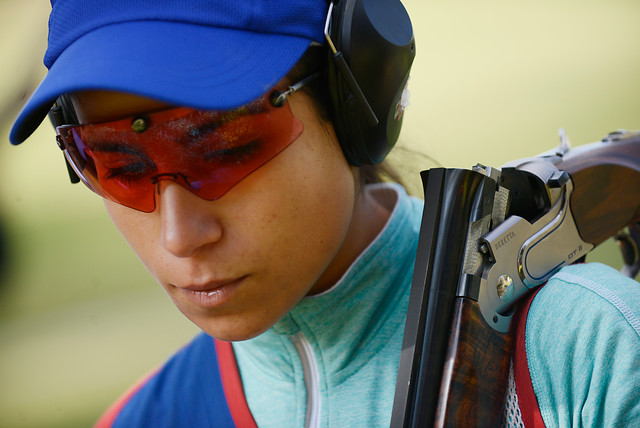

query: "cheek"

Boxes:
[240, 124, 357, 283]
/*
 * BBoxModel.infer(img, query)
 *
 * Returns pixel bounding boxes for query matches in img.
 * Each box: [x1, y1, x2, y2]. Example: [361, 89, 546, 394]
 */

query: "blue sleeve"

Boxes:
[111, 332, 236, 428]
[525, 262, 640, 427]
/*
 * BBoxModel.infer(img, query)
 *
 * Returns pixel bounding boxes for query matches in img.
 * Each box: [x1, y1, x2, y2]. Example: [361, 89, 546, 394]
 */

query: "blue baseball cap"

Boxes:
[10, 0, 327, 145]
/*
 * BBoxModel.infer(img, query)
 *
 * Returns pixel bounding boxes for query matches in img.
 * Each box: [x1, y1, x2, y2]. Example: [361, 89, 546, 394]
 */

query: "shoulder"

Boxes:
[529, 262, 640, 340]
[94, 332, 235, 428]
[531, 262, 640, 329]
[524, 263, 640, 426]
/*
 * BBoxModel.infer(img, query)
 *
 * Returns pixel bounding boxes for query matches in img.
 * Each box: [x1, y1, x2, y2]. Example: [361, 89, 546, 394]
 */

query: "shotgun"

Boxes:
[390, 129, 640, 427]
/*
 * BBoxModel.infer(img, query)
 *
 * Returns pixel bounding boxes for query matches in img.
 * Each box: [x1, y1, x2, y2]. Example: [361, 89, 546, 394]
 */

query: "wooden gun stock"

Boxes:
[558, 133, 640, 245]
[434, 298, 511, 426]
[391, 130, 640, 428]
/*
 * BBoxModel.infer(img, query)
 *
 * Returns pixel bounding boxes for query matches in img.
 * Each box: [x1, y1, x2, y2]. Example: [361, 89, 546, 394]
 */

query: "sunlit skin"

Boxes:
[70, 88, 391, 341]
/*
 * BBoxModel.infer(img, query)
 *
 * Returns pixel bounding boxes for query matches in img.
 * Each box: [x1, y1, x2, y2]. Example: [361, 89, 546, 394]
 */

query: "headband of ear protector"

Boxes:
[49, 0, 415, 182]
[326, 0, 415, 165]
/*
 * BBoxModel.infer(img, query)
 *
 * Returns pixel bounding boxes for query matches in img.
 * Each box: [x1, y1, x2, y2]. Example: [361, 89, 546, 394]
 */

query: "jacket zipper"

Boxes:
[291, 332, 320, 428]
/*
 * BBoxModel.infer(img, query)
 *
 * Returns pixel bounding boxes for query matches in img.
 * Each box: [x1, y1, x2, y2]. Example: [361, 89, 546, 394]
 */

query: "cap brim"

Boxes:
[10, 20, 312, 144]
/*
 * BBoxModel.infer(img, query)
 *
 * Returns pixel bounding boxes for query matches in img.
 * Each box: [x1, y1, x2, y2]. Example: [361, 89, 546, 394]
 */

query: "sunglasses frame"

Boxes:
[54, 72, 323, 212]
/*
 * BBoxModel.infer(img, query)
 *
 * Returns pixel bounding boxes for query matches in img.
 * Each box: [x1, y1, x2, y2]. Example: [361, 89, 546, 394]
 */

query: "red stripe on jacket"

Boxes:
[513, 288, 546, 427]
[215, 339, 258, 428]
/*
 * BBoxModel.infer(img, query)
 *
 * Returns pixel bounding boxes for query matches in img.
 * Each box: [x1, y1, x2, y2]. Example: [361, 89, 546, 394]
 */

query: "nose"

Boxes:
[158, 181, 223, 257]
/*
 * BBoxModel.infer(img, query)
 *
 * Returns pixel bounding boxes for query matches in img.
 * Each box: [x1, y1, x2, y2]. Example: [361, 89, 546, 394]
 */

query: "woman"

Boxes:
[10, 0, 640, 427]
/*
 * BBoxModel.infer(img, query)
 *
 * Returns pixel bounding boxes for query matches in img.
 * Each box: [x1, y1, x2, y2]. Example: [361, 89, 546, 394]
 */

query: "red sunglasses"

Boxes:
[55, 90, 305, 212]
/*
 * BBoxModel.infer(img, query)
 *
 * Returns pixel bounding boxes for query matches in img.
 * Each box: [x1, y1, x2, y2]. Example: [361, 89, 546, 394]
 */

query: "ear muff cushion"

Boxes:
[328, 0, 415, 165]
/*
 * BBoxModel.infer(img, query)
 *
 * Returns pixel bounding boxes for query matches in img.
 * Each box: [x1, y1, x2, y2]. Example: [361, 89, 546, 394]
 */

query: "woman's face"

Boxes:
[71, 89, 388, 341]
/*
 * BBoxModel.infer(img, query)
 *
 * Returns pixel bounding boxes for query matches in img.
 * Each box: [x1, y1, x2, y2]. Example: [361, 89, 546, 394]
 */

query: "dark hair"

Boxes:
[287, 46, 404, 186]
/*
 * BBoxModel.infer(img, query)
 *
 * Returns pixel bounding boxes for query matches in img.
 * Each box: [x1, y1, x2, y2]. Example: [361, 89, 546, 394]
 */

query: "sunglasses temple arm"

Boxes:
[288, 71, 324, 95]
[63, 155, 81, 184]
[270, 71, 324, 107]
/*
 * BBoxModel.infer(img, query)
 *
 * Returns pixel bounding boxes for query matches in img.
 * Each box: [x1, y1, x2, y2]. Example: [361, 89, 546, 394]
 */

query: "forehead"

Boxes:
[70, 90, 173, 124]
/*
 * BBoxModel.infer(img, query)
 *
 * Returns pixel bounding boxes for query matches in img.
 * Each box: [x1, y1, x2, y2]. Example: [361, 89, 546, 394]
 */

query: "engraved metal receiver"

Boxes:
[470, 129, 640, 333]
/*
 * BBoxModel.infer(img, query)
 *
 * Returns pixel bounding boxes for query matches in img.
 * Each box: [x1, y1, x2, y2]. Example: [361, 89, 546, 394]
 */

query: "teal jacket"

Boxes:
[523, 263, 640, 427]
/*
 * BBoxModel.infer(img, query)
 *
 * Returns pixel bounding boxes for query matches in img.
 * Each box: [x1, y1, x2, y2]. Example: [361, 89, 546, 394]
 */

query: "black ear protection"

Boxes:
[325, 0, 415, 165]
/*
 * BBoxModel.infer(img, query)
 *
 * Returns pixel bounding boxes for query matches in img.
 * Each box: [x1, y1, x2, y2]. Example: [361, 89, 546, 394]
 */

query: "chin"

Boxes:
[203, 325, 271, 343]
[188, 313, 274, 343]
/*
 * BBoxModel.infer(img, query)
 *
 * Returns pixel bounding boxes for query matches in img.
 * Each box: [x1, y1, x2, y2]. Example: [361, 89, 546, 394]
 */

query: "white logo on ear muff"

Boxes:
[394, 77, 411, 121]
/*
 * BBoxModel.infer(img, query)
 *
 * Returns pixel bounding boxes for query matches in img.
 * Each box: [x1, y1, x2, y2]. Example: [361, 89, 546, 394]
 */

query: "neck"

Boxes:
[308, 184, 393, 295]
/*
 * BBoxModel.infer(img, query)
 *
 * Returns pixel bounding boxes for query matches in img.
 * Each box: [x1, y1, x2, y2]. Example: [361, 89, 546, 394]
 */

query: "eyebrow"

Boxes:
[203, 139, 259, 161]
[88, 141, 148, 157]
[175, 100, 269, 146]
[180, 121, 224, 146]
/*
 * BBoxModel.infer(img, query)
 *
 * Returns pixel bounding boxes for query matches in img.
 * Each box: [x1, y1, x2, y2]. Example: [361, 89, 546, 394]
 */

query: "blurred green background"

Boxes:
[0, 0, 638, 427]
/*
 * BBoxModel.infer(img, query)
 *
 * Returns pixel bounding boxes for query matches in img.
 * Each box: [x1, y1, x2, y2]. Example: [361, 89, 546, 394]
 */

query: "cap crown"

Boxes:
[46, 0, 326, 68]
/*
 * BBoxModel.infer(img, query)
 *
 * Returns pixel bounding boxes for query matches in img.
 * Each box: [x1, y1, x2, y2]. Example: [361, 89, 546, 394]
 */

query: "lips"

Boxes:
[174, 276, 247, 308]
